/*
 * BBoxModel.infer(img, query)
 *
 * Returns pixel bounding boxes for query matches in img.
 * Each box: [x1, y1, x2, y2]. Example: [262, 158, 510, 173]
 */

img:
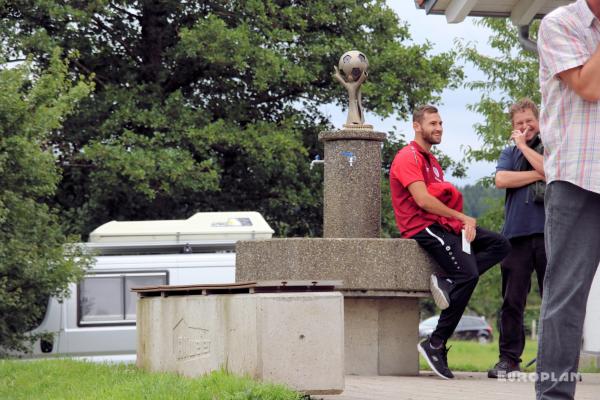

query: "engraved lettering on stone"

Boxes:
[173, 318, 211, 360]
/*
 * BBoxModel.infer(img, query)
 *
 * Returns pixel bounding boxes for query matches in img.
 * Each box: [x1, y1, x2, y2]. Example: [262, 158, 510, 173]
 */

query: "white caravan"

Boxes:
[25, 212, 274, 361]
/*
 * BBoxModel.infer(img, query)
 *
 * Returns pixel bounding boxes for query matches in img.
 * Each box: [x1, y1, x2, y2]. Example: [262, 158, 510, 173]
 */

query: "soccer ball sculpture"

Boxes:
[334, 50, 369, 127]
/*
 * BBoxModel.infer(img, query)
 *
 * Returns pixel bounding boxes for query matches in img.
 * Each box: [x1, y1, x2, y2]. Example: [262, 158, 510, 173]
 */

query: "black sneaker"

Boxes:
[417, 338, 454, 380]
[430, 275, 451, 310]
[487, 359, 520, 379]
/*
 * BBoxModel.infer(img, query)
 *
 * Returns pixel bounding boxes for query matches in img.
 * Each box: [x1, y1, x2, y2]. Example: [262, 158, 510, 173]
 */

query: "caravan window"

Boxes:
[78, 272, 167, 326]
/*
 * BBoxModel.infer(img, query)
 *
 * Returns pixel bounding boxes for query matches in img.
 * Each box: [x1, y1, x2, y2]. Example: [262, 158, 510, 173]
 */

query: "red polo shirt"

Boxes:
[389, 141, 460, 238]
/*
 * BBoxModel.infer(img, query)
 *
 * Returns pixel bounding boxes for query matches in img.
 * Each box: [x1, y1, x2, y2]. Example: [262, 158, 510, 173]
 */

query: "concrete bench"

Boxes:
[236, 238, 440, 376]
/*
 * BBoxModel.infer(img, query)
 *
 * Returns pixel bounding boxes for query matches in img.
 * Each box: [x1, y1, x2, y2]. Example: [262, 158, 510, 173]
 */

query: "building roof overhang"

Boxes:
[415, 0, 574, 25]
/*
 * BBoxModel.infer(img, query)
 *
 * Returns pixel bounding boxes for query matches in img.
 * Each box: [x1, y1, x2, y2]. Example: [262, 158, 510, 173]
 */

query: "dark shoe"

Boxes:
[417, 338, 454, 380]
[430, 274, 451, 310]
[487, 359, 520, 379]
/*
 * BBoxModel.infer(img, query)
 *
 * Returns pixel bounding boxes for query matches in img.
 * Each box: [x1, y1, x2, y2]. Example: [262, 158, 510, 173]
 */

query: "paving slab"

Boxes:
[317, 372, 600, 400]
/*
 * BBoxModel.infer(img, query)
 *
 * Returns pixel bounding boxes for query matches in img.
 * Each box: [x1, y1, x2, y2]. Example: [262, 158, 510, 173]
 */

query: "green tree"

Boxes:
[459, 18, 542, 321]
[460, 18, 540, 166]
[461, 183, 503, 218]
[1, 0, 463, 238]
[0, 50, 93, 354]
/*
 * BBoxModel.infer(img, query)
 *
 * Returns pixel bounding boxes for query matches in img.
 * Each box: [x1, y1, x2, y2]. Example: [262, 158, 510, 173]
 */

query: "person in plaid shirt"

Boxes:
[536, 0, 600, 399]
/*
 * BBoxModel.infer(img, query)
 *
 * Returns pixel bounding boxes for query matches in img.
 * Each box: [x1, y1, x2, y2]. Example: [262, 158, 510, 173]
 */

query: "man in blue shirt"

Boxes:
[488, 99, 547, 379]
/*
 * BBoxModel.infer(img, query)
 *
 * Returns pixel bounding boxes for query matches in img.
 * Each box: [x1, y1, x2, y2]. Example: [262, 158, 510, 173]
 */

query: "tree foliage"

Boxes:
[0, 50, 93, 354]
[459, 18, 540, 165]
[1, 0, 463, 238]
[461, 183, 503, 218]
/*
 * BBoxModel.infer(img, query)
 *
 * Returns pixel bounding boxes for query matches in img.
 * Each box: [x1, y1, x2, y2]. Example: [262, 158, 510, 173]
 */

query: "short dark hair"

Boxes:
[509, 98, 539, 122]
[413, 105, 439, 123]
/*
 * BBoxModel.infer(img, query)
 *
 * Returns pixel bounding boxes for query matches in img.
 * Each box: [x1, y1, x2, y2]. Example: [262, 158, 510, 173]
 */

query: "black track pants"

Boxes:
[412, 223, 511, 343]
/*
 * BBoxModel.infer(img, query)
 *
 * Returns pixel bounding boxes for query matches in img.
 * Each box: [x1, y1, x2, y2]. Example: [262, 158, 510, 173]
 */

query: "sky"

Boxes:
[322, 2, 501, 187]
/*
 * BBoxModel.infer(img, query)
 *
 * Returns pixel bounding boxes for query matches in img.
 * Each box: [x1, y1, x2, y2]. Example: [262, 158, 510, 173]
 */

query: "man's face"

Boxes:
[512, 109, 540, 141]
[414, 112, 443, 145]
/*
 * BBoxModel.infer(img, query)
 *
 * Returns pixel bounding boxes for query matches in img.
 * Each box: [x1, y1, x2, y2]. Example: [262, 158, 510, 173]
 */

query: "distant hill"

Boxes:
[460, 183, 504, 218]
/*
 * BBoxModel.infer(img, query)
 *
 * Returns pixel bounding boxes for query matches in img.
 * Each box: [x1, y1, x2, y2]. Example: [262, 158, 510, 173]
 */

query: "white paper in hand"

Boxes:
[462, 229, 471, 254]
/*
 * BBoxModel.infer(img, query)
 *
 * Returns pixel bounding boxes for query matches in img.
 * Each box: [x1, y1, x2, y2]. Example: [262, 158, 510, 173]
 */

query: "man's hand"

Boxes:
[460, 215, 477, 242]
[535, 170, 546, 182]
[511, 127, 528, 149]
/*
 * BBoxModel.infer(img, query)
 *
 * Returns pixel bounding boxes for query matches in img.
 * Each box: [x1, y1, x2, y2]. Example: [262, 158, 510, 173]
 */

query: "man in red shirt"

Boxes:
[390, 105, 510, 380]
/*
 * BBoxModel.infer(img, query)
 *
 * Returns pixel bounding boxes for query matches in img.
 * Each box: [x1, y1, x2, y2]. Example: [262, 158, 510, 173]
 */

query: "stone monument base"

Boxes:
[342, 123, 374, 130]
[236, 238, 440, 376]
[345, 297, 420, 375]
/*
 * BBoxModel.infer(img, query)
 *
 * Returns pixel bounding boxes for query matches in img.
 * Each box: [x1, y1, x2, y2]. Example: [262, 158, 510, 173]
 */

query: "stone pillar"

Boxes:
[318, 129, 386, 238]
[344, 297, 420, 375]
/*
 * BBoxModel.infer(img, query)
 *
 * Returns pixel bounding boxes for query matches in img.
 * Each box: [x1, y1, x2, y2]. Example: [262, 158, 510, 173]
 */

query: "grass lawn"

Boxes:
[0, 359, 302, 400]
[420, 339, 600, 373]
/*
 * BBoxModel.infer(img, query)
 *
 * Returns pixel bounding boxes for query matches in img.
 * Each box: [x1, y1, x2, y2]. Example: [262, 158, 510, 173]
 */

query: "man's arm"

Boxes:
[407, 181, 477, 241]
[519, 146, 544, 175]
[512, 132, 545, 175]
[558, 44, 600, 102]
[495, 170, 544, 189]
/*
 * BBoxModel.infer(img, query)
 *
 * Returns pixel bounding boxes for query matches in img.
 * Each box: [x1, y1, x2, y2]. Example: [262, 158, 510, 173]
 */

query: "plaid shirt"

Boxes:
[538, 0, 600, 194]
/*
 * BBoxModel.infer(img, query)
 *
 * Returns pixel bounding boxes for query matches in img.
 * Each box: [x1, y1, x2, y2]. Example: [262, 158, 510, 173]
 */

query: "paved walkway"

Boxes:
[318, 372, 600, 400]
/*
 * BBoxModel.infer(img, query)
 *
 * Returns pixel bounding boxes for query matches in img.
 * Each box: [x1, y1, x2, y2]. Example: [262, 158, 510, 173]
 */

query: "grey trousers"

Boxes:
[536, 181, 600, 400]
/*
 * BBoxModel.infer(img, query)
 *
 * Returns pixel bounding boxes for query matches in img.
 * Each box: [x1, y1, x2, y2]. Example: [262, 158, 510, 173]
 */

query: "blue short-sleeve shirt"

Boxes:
[496, 146, 545, 239]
